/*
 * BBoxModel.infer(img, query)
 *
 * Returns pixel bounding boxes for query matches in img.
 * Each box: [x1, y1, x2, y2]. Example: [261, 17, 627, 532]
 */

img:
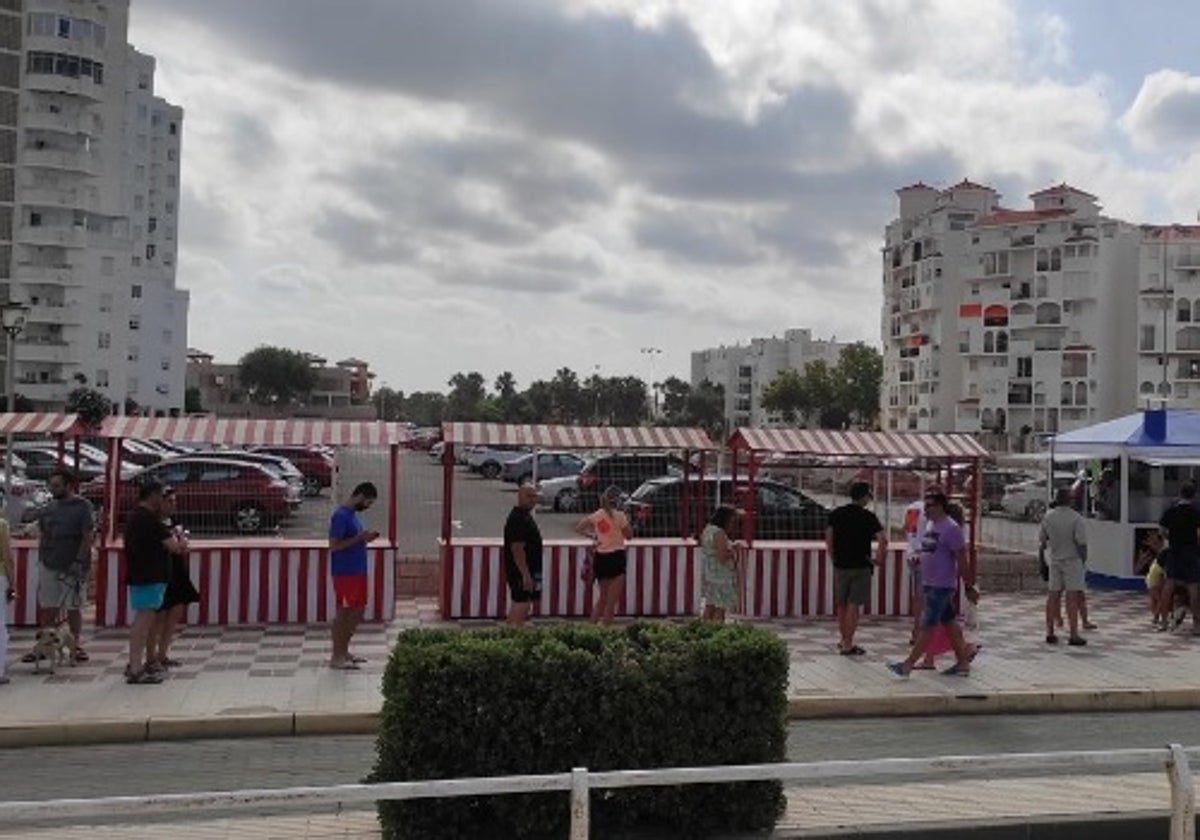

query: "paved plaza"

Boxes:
[2, 590, 1199, 735]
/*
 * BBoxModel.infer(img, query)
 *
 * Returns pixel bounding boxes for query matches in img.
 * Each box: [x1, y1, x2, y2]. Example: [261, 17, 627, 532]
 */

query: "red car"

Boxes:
[249, 445, 335, 496]
[82, 457, 293, 534]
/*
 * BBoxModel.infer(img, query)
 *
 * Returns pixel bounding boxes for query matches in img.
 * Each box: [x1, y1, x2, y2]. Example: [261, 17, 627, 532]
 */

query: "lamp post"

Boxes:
[1, 302, 28, 507]
[640, 347, 662, 420]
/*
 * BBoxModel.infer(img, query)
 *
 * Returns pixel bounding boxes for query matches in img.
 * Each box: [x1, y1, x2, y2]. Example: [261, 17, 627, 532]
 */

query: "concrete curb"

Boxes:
[4, 687, 1200, 748]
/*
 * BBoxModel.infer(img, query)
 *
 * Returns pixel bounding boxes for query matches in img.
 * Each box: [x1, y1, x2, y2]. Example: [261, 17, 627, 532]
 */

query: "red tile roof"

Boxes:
[896, 182, 937, 193]
[974, 207, 1076, 227]
[1029, 183, 1098, 200]
[945, 179, 995, 192]
[1143, 224, 1200, 240]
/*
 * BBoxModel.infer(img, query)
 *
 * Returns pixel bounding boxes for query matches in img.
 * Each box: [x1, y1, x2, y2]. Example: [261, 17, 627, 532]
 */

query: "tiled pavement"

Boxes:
[3, 591, 1200, 727]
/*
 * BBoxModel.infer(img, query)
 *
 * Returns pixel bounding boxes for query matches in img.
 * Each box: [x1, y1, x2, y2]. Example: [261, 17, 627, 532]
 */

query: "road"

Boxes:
[4, 712, 1199, 805]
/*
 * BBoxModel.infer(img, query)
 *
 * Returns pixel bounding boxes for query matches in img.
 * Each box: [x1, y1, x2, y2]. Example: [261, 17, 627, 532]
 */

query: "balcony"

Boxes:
[16, 337, 78, 365]
[22, 147, 100, 176]
[14, 380, 70, 403]
[24, 302, 80, 326]
[24, 72, 103, 102]
[1176, 252, 1200, 270]
[17, 225, 88, 249]
[21, 108, 93, 136]
[20, 186, 99, 211]
[13, 263, 77, 284]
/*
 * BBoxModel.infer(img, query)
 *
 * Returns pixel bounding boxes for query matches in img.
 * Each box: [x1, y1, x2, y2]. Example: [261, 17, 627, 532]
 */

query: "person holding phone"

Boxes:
[328, 482, 379, 670]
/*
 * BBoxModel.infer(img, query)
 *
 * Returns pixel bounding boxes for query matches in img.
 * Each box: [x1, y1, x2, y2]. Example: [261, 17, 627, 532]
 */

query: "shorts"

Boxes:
[332, 575, 368, 610]
[593, 550, 627, 581]
[920, 586, 957, 628]
[1166, 546, 1200, 585]
[128, 583, 167, 613]
[1047, 557, 1086, 592]
[38, 565, 87, 611]
[505, 566, 542, 604]
[834, 567, 873, 607]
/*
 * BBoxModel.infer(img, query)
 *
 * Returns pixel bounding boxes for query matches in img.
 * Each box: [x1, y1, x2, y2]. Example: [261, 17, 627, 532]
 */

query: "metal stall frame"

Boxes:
[437, 423, 715, 620]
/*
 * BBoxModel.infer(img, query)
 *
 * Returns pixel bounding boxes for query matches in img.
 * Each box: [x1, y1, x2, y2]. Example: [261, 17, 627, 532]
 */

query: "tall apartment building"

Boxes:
[1136, 226, 1200, 406]
[691, 328, 849, 429]
[882, 181, 1141, 450]
[8, 0, 186, 414]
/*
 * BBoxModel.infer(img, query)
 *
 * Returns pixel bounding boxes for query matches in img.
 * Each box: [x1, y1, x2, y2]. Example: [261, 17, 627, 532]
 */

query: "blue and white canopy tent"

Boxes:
[1052, 409, 1200, 588]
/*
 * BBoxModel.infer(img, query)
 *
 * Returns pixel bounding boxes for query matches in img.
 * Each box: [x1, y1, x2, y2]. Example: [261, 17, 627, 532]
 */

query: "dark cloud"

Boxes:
[312, 207, 415, 265]
[225, 111, 277, 171]
[582, 282, 673, 315]
[634, 206, 759, 266]
[177, 186, 232, 250]
[438, 262, 583, 294]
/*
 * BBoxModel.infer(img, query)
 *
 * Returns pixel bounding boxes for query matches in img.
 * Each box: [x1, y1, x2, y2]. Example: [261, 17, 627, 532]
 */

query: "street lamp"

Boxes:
[1, 302, 28, 506]
[640, 347, 662, 419]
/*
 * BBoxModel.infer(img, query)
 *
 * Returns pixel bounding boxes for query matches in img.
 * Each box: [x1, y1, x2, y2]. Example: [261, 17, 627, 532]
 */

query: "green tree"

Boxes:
[684, 379, 725, 435]
[659, 376, 692, 423]
[523, 380, 554, 423]
[65, 387, 113, 428]
[608, 376, 649, 426]
[446, 372, 487, 420]
[404, 392, 447, 427]
[549, 367, 584, 423]
[493, 372, 523, 422]
[760, 369, 809, 424]
[373, 387, 404, 422]
[835, 342, 883, 429]
[238, 346, 318, 405]
[184, 387, 204, 414]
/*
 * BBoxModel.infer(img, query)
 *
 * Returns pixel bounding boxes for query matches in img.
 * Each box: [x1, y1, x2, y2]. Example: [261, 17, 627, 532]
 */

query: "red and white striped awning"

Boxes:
[0, 413, 81, 436]
[441, 423, 714, 450]
[729, 428, 990, 460]
[99, 417, 412, 447]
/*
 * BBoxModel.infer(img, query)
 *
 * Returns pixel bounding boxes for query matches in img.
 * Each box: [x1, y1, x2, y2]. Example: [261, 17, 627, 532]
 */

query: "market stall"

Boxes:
[438, 422, 714, 619]
[728, 427, 989, 618]
[1051, 408, 1197, 589]
[92, 416, 409, 627]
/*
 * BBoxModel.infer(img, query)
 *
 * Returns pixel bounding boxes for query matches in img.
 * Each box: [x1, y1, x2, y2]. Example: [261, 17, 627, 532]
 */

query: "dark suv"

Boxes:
[575, 453, 685, 512]
[625, 476, 829, 540]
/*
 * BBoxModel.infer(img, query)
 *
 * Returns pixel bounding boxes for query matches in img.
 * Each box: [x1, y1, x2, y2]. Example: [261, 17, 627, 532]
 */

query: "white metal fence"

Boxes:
[0, 745, 1196, 839]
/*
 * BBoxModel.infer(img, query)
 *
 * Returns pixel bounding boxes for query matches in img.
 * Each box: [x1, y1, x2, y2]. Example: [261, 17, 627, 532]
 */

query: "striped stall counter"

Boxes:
[6, 542, 43, 627]
[442, 539, 700, 620]
[742, 543, 912, 618]
[95, 541, 397, 627]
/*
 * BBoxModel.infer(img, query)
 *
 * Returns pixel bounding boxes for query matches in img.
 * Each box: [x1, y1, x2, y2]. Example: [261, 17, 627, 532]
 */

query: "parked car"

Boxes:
[965, 469, 1034, 512]
[501, 451, 587, 485]
[429, 441, 446, 461]
[467, 446, 530, 479]
[624, 476, 830, 540]
[536, 475, 582, 512]
[249, 445, 335, 496]
[81, 457, 294, 534]
[576, 453, 686, 513]
[999, 472, 1076, 521]
[4, 443, 138, 482]
[851, 468, 934, 500]
[0, 472, 50, 523]
[186, 450, 305, 504]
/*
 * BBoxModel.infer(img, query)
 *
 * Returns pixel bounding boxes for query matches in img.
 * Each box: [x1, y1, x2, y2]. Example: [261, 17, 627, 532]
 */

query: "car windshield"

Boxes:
[630, 480, 668, 500]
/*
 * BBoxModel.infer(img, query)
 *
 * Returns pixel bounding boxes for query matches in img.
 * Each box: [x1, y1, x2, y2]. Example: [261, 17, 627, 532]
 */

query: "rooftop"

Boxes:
[973, 207, 1076, 227]
[1029, 183, 1098, 200]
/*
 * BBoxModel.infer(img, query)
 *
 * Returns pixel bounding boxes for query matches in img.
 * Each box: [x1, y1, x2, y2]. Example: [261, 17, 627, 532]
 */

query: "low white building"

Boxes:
[691, 328, 849, 429]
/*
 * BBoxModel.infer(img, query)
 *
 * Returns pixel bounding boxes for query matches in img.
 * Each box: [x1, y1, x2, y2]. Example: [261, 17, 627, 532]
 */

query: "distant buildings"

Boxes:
[691, 328, 849, 429]
[7, 0, 188, 413]
[881, 179, 1200, 452]
[186, 350, 376, 419]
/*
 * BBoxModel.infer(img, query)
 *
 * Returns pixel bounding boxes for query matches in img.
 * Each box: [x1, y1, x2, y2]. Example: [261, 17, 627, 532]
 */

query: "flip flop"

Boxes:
[347, 654, 368, 664]
[329, 660, 361, 671]
[838, 645, 867, 656]
[73, 649, 90, 663]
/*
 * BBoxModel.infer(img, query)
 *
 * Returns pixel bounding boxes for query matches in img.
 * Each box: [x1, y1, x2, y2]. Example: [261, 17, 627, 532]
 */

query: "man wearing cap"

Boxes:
[826, 481, 887, 656]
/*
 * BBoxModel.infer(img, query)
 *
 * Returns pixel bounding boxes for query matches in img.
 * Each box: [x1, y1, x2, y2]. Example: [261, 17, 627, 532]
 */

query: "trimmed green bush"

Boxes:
[370, 622, 789, 839]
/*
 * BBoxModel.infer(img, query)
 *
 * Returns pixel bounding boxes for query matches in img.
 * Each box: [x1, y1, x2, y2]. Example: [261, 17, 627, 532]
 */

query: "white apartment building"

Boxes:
[9, 0, 186, 413]
[691, 328, 849, 429]
[882, 181, 1141, 451]
[1136, 226, 1200, 407]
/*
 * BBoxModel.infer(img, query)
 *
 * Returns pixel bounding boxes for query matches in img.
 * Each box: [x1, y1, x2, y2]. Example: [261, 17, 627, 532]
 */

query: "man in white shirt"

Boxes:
[1039, 487, 1088, 646]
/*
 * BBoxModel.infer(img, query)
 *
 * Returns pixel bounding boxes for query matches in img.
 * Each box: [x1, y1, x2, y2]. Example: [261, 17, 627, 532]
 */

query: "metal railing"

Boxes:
[0, 746, 1196, 839]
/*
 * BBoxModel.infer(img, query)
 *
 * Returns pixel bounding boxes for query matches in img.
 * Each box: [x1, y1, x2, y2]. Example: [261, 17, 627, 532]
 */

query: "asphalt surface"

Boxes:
[4, 712, 1199, 804]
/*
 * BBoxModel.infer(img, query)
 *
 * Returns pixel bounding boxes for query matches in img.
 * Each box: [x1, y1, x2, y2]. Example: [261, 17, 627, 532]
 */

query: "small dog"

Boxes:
[32, 625, 76, 674]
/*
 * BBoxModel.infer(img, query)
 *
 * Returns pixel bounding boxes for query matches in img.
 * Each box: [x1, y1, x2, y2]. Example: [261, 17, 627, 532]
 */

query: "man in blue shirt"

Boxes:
[328, 482, 379, 670]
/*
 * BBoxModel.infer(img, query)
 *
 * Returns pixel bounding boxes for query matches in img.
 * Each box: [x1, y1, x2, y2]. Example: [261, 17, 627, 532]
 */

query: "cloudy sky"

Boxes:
[129, 0, 1200, 394]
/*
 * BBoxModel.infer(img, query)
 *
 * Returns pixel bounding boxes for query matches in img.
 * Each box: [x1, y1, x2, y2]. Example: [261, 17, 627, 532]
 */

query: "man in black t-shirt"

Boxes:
[1160, 482, 1200, 635]
[825, 481, 887, 656]
[123, 481, 185, 684]
[503, 484, 544, 626]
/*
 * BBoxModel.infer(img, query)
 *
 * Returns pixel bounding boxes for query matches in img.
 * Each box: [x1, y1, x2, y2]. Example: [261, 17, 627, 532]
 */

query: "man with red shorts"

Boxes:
[328, 482, 379, 670]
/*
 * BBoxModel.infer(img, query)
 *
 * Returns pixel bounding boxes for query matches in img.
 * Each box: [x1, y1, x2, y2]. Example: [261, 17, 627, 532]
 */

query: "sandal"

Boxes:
[21, 651, 41, 664]
[125, 668, 164, 685]
[157, 657, 183, 669]
[347, 654, 367, 665]
[73, 649, 90, 663]
[838, 645, 867, 657]
[329, 659, 361, 671]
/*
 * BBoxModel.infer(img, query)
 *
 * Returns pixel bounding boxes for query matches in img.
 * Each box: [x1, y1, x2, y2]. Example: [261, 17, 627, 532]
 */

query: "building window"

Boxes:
[128, 377, 138, 394]
[138, 74, 149, 91]
[28, 13, 55, 37]
[169, 122, 177, 136]
[29, 212, 41, 227]
[1050, 248, 1062, 272]
[1141, 325, 1157, 351]
[163, 329, 172, 344]
[145, 244, 155, 259]
[101, 256, 114, 276]
[1180, 299, 1192, 323]
[166, 149, 176, 162]
[996, 331, 1008, 353]
[95, 369, 108, 388]
[148, 216, 157, 233]
[99, 293, 112, 312]
[165, 201, 175, 214]
[57, 16, 71, 38]
[129, 314, 140, 330]
[1016, 357, 1033, 378]
[135, 165, 145, 182]
[134, 195, 144, 211]
[166, 174, 177, 188]
[131, 255, 141, 267]
[131, 284, 142, 299]
[127, 346, 139, 362]
[97, 331, 110, 349]
[160, 357, 170, 371]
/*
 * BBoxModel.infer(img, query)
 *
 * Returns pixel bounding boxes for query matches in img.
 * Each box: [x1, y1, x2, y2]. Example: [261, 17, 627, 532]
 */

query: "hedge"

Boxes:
[370, 621, 789, 839]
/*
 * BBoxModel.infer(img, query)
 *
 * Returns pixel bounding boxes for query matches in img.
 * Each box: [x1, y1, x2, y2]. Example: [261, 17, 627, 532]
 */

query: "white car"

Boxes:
[1000, 472, 1077, 521]
[537, 475, 580, 512]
